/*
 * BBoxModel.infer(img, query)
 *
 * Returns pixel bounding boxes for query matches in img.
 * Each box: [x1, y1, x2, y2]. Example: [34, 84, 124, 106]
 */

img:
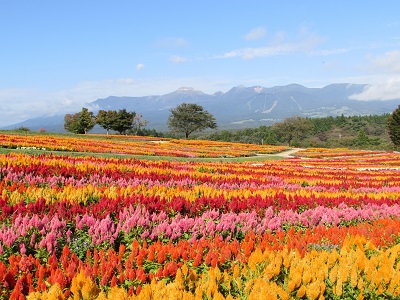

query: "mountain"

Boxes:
[3, 84, 400, 132]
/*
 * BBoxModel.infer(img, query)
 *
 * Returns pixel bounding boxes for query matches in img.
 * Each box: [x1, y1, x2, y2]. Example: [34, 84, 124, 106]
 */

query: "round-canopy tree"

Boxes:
[111, 109, 136, 134]
[387, 104, 400, 147]
[64, 108, 96, 134]
[96, 109, 117, 134]
[167, 103, 217, 138]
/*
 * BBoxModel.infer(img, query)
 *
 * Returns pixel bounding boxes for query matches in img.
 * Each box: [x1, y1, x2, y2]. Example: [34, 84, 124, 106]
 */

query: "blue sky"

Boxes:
[1, 1, 400, 126]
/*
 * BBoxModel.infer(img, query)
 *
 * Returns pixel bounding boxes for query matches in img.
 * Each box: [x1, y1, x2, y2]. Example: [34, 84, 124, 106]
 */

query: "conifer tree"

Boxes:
[387, 105, 400, 147]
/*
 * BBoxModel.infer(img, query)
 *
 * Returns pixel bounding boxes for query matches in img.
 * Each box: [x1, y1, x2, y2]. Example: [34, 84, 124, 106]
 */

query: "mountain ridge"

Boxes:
[2, 83, 399, 132]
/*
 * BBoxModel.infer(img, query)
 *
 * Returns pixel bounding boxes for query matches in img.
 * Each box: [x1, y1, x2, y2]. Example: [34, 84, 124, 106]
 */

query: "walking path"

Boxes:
[257, 148, 305, 158]
[276, 148, 304, 157]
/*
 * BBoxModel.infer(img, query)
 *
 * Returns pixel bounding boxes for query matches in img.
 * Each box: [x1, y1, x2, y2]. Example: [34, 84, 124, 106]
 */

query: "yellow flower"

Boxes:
[70, 270, 100, 300]
[357, 277, 365, 292]
[105, 286, 130, 300]
[233, 264, 240, 278]
[306, 281, 321, 300]
[287, 273, 302, 293]
[296, 285, 306, 298]
[94, 292, 108, 300]
[377, 284, 385, 295]
[350, 265, 358, 288]
[27, 283, 66, 300]
[27, 292, 42, 300]
[335, 279, 343, 297]
[302, 267, 312, 285]
[80, 280, 100, 300]
[181, 264, 189, 276]
[137, 285, 153, 300]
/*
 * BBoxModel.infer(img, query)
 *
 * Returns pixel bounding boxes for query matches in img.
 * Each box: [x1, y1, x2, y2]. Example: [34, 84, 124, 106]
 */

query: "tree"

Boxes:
[110, 109, 136, 134]
[353, 129, 369, 147]
[97, 110, 117, 134]
[272, 116, 312, 146]
[167, 103, 217, 138]
[387, 105, 400, 147]
[132, 113, 148, 135]
[64, 108, 96, 134]
[64, 113, 80, 133]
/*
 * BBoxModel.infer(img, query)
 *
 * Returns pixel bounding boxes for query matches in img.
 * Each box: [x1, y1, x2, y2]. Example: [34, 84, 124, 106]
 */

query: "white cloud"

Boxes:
[368, 50, 400, 73]
[170, 55, 189, 63]
[136, 63, 144, 70]
[350, 51, 400, 101]
[0, 79, 146, 127]
[0, 88, 91, 127]
[244, 27, 266, 40]
[217, 33, 322, 59]
[350, 76, 400, 101]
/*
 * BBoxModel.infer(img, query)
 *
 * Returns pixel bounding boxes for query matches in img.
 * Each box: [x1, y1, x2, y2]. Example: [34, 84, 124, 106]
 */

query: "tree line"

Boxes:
[62, 103, 400, 150]
[199, 110, 400, 151]
[64, 103, 217, 137]
[64, 108, 148, 135]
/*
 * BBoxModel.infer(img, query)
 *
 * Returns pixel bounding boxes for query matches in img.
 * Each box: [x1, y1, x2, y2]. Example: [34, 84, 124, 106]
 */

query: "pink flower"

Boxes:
[20, 243, 26, 255]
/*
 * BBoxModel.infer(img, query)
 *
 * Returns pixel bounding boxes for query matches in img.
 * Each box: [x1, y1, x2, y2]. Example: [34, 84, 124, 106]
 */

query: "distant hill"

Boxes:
[3, 83, 400, 132]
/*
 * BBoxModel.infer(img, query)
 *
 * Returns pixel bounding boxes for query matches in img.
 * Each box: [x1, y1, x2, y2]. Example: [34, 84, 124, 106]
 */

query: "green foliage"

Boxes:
[96, 109, 118, 134]
[97, 109, 151, 135]
[309, 116, 335, 134]
[64, 107, 96, 134]
[130, 127, 164, 137]
[273, 116, 312, 146]
[354, 129, 369, 146]
[387, 105, 400, 148]
[68, 229, 93, 260]
[110, 109, 136, 134]
[199, 113, 392, 150]
[15, 126, 31, 132]
[167, 103, 217, 138]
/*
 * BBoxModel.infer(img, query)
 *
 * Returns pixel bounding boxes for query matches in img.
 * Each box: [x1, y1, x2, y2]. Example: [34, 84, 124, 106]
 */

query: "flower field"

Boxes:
[0, 133, 287, 158]
[0, 133, 400, 299]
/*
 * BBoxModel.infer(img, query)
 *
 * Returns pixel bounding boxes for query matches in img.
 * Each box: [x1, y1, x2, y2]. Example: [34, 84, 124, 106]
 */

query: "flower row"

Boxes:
[0, 133, 287, 157]
[3, 151, 400, 190]
[1, 203, 400, 260]
[1, 153, 400, 219]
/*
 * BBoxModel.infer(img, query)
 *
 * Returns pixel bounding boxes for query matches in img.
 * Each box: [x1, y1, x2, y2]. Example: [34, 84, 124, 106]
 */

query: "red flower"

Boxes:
[136, 285, 142, 295]
[155, 267, 163, 279]
[147, 247, 155, 262]
[118, 272, 125, 284]
[157, 249, 166, 264]
[126, 269, 135, 281]
[136, 267, 147, 283]
[192, 251, 202, 267]
[110, 275, 117, 287]
[4, 272, 16, 289]
[162, 261, 178, 277]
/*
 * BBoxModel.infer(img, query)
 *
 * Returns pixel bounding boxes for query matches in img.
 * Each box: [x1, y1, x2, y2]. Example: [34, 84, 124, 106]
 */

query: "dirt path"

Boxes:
[276, 148, 305, 157]
[257, 148, 305, 158]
